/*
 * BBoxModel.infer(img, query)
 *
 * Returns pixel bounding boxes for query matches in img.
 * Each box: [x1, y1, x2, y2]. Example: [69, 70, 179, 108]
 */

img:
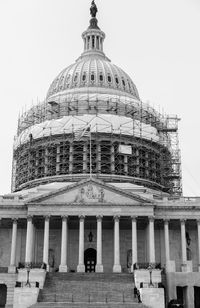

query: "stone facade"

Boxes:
[0, 179, 200, 307]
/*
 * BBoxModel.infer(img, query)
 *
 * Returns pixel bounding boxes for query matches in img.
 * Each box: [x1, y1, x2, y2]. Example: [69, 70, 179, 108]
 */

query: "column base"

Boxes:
[95, 264, 104, 273]
[77, 264, 85, 273]
[8, 266, 16, 274]
[181, 261, 193, 272]
[59, 265, 68, 272]
[165, 260, 176, 273]
[113, 264, 121, 273]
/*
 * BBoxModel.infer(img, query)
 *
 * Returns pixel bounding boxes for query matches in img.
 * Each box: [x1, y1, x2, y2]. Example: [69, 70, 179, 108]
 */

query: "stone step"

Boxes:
[31, 302, 147, 308]
[39, 273, 136, 303]
[38, 291, 136, 303]
[35, 273, 149, 308]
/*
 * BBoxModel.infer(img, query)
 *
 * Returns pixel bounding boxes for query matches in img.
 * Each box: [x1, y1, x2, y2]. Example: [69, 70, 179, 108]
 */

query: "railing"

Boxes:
[18, 262, 45, 269]
[134, 262, 161, 270]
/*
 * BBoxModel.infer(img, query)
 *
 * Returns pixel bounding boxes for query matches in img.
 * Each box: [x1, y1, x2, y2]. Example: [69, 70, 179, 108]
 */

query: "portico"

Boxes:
[2, 179, 200, 276]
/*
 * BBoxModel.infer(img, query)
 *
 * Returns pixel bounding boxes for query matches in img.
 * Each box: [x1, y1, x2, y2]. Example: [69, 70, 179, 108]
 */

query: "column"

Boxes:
[124, 155, 128, 175]
[69, 142, 73, 174]
[164, 219, 175, 272]
[8, 219, 18, 273]
[83, 144, 87, 172]
[96, 216, 103, 272]
[59, 216, 68, 272]
[149, 217, 155, 263]
[25, 216, 33, 266]
[77, 216, 85, 272]
[197, 220, 200, 271]
[111, 144, 115, 174]
[131, 216, 137, 272]
[56, 145, 60, 174]
[113, 216, 121, 273]
[164, 219, 170, 263]
[44, 148, 48, 175]
[43, 216, 50, 270]
[97, 143, 101, 173]
[181, 219, 187, 263]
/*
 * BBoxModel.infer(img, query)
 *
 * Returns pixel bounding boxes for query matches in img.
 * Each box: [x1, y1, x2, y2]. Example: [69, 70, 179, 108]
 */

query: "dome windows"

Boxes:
[91, 73, 95, 81]
[74, 73, 78, 82]
[92, 36, 95, 49]
[107, 74, 112, 83]
[99, 73, 104, 82]
[122, 78, 126, 89]
[82, 72, 87, 82]
[115, 76, 119, 86]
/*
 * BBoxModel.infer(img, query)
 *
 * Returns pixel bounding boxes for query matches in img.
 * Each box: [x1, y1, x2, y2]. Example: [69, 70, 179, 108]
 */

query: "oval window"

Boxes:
[108, 75, 112, 83]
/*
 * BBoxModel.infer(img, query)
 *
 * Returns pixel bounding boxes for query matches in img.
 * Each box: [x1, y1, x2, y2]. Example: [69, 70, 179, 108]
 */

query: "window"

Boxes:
[74, 73, 78, 82]
[99, 74, 103, 82]
[92, 36, 95, 49]
[122, 78, 126, 88]
[82, 73, 86, 81]
[115, 77, 119, 84]
[108, 75, 112, 83]
[91, 73, 95, 81]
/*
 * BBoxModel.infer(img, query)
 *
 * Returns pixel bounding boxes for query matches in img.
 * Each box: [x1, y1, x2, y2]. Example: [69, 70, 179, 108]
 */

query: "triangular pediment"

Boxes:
[27, 178, 153, 206]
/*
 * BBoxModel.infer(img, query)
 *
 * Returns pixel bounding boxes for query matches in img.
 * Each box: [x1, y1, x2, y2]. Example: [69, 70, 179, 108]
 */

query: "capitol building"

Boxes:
[0, 2, 200, 308]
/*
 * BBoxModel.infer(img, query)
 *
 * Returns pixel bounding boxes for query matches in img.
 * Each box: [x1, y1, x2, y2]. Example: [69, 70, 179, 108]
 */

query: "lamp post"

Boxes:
[25, 263, 31, 287]
[148, 264, 154, 287]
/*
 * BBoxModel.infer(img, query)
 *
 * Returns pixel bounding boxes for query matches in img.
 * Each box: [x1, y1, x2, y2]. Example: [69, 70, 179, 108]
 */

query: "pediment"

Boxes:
[27, 178, 153, 206]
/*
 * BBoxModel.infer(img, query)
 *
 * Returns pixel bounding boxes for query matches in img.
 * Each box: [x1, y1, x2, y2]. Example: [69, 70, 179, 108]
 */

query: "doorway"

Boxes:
[84, 248, 97, 273]
[194, 286, 200, 308]
[0, 284, 7, 308]
[176, 286, 187, 307]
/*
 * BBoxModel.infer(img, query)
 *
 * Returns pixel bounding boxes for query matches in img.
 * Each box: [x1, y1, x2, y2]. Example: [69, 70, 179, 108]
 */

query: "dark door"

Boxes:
[194, 286, 200, 308]
[84, 248, 96, 273]
[0, 284, 7, 308]
[177, 286, 187, 307]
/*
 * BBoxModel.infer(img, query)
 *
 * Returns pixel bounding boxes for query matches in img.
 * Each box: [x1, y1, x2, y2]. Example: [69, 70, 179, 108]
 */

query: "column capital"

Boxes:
[96, 215, 103, 221]
[180, 219, 186, 224]
[113, 215, 120, 221]
[163, 218, 170, 223]
[61, 215, 68, 221]
[27, 215, 33, 222]
[197, 219, 200, 224]
[131, 216, 137, 221]
[148, 216, 155, 222]
[44, 215, 50, 221]
[79, 215, 85, 221]
[12, 218, 18, 223]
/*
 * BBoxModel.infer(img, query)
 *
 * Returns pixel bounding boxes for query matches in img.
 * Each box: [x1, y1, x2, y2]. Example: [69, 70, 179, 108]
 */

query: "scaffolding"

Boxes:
[12, 97, 182, 195]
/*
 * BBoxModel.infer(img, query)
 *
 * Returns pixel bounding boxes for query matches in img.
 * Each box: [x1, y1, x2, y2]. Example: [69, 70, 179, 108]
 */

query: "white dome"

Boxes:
[47, 56, 140, 100]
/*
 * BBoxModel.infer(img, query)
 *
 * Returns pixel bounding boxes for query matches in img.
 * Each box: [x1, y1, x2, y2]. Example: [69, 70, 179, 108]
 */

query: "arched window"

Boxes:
[122, 78, 126, 88]
[99, 73, 103, 82]
[91, 73, 95, 81]
[74, 73, 78, 82]
[82, 73, 86, 81]
[108, 75, 112, 83]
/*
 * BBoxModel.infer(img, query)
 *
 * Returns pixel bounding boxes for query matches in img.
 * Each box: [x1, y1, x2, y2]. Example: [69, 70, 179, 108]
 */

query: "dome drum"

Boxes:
[13, 132, 173, 193]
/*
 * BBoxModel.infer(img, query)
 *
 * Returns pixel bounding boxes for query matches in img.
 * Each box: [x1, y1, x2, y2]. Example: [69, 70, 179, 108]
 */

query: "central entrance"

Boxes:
[84, 248, 97, 273]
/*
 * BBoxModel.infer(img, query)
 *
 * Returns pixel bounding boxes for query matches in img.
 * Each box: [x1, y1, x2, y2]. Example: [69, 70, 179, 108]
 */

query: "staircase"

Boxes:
[31, 273, 147, 308]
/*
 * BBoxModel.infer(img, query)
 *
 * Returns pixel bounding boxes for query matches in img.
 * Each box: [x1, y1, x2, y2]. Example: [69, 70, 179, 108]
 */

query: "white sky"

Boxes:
[0, 0, 200, 196]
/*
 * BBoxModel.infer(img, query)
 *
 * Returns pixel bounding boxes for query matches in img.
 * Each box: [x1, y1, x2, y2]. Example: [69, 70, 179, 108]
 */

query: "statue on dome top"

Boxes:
[90, 0, 98, 18]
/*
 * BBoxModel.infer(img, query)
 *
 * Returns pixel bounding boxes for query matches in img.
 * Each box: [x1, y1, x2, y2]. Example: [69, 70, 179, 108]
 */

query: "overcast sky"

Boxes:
[0, 0, 200, 196]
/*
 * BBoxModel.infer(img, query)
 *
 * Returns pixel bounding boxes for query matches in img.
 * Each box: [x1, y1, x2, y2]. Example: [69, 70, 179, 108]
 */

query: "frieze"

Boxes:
[74, 184, 105, 203]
